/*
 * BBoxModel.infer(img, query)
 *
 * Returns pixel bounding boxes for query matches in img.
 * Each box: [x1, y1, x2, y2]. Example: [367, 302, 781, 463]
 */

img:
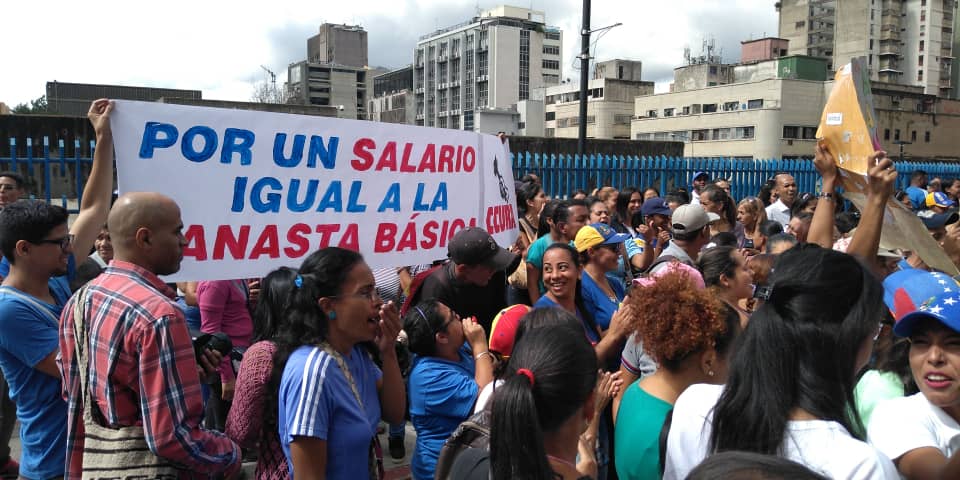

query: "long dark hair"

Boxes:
[267, 248, 364, 432]
[708, 244, 883, 455]
[702, 185, 736, 226]
[490, 326, 597, 480]
[516, 181, 542, 215]
[251, 267, 299, 343]
[697, 246, 738, 288]
[613, 188, 639, 231]
[537, 200, 563, 238]
[541, 243, 599, 337]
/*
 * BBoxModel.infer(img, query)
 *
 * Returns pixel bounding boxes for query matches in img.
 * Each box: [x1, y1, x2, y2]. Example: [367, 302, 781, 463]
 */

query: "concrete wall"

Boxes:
[740, 38, 789, 63]
[778, 0, 813, 56]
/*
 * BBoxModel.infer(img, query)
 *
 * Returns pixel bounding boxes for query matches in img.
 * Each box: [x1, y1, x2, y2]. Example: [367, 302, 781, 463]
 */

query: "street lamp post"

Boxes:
[576, 0, 621, 157]
[892, 139, 912, 162]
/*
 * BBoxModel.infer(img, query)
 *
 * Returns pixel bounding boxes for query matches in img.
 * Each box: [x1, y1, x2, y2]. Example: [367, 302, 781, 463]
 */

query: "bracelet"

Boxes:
[475, 351, 494, 362]
[818, 192, 835, 201]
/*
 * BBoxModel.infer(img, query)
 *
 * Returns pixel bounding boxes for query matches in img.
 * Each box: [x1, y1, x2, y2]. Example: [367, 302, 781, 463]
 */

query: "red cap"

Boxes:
[488, 304, 532, 357]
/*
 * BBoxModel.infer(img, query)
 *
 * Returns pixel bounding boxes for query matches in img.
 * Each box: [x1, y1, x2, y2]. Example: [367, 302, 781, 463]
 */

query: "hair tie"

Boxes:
[517, 368, 536, 388]
[294, 274, 303, 289]
[414, 306, 429, 327]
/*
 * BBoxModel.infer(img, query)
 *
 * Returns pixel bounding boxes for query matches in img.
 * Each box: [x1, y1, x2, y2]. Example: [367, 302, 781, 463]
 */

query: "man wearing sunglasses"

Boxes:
[0, 99, 115, 480]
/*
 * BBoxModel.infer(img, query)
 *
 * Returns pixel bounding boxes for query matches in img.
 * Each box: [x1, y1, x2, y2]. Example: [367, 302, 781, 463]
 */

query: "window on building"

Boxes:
[518, 122, 526, 129]
[692, 129, 709, 141]
[586, 116, 596, 124]
[912, 130, 917, 141]
[723, 101, 739, 111]
[477, 82, 488, 108]
[895, 129, 901, 140]
[712, 128, 731, 140]
[735, 126, 755, 139]
[884, 128, 890, 140]
[702, 104, 718, 113]
[647, 109, 658, 118]
[919, 71, 924, 81]
[796, 20, 806, 29]
[439, 116, 447, 128]
[545, 31, 561, 41]
[919, 55, 924, 66]
[464, 110, 474, 130]
[682, 106, 690, 115]
[926, 131, 931, 142]
[545, 111, 556, 121]
[709, 66, 718, 75]
[542, 60, 560, 70]
[747, 99, 764, 109]
[451, 115, 460, 129]
[543, 45, 560, 55]
[545, 128, 555, 137]
[802, 127, 817, 139]
[664, 108, 674, 117]
[557, 118, 568, 128]
[783, 126, 799, 139]
[870, 39, 874, 50]
[614, 114, 632, 125]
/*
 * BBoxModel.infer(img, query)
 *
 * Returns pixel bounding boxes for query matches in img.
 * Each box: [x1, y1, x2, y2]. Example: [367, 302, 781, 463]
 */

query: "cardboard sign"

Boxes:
[816, 58, 958, 275]
[110, 100, 518, 281]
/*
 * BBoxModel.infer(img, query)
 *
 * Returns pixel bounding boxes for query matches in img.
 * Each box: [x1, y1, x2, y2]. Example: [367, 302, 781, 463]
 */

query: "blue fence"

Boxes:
[2, 137, 95, 212]
[511, 152, 960, 201]
[2, 137, 960, 213]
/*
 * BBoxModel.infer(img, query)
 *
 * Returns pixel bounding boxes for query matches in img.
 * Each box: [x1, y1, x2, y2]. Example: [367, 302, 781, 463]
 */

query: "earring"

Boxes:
[708, 370, 715, 377]
[328, 311, 337, 320]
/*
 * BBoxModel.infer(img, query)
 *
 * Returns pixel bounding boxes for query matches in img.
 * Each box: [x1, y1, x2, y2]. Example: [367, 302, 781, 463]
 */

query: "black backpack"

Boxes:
[434, 410, 491, 480]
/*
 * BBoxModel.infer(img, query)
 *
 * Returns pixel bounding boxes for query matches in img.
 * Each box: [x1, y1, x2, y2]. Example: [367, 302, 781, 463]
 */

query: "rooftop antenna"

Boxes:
[261, 65, 277, 88]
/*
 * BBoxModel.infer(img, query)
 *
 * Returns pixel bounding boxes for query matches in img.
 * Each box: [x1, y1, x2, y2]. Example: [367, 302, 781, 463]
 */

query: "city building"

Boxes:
[286, 24, 383, 120]
[778, 0, 956, 96]
[672, 40, 735, 92]
[0, 103, 9, 115]
[308, 23, 368, 68]
[45, 81, 202, 117]
[413, 5, 563, 130]
[368, 66, 415, 124]
[630, 53, 832, 159]
[543, 59, 654, 139]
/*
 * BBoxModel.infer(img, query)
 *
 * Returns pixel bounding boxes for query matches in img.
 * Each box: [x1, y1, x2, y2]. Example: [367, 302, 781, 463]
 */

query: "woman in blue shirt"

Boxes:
[274, 247, 406, 480]
[404, 300, 494, 479]
[573, 223, 629, 332]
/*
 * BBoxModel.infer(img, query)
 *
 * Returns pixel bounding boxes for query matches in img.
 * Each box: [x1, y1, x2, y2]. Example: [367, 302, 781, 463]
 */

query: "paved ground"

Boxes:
[7, 420, 417, 479]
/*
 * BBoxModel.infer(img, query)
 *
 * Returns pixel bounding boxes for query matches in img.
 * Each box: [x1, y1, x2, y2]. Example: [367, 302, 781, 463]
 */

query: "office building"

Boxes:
[45, 81, 202, 117]
[368, 66, 415, 124]
[543, 59, 653, 139]
[308, 24, 368, 68]
[778, 0, 956, 96]
[413, 5, 563, 130]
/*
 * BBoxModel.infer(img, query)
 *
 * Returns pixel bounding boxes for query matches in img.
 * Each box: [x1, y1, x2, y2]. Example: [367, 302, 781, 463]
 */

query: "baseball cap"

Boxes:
[641, 197, 672, 217]
[448, 227, 520, 272]
[884, 269, 960, 337]
[692, 171, 709, 182]
[632, 262, 706, 289]
[488, 304, 532, 357]
[670, 204, 711, 234]
[574, 223, 631, 252]
[926, 191, 955, 208]
[917, 209, 960, 229]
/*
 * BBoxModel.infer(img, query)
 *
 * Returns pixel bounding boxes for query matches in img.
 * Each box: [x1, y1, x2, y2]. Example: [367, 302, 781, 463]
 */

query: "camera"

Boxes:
[193, 332, 233, 364]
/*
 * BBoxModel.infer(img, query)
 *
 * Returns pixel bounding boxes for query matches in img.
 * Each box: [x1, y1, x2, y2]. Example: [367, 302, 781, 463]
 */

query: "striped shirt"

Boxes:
[58, 260, 240, 479]
[279, 345, 382, 479]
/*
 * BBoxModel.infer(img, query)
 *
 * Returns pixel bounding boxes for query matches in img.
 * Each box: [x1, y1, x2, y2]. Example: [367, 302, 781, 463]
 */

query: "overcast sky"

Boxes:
[2, 0, 779, 108]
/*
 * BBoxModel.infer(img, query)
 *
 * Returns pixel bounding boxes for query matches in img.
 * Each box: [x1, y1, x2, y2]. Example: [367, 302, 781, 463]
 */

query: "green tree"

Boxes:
[12, 95, 48, 114]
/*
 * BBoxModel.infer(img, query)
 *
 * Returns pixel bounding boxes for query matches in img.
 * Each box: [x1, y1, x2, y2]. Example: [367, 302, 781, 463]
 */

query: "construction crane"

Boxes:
[260, 65, 276, 89]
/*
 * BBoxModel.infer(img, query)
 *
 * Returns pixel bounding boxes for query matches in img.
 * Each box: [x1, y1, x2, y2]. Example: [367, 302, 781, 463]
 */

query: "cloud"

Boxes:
[1, 0, 779, 107]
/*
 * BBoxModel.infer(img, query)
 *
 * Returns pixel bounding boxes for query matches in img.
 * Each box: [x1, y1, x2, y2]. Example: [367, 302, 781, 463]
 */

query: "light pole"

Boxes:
[576, 0, 620, 156]
[892, 139, 912, 162]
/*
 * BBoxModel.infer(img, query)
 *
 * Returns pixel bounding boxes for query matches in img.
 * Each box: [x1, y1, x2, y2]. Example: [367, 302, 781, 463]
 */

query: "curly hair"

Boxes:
[627, 270, 729, 371]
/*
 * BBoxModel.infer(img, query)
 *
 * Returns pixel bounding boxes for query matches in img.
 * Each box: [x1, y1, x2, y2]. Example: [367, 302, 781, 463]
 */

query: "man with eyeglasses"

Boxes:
[0, 99, 115, 479]
[0, 173, 26, 210]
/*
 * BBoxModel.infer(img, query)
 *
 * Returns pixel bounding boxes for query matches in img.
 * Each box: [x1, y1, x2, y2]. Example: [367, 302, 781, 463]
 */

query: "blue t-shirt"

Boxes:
[0, 263, 74, 479]
[408, 344, 478, 480]
[279, 345, 383, 480]
[580, 272, 625, 330]
[906, 186, 927, 211]
[533, 295, 600, 344]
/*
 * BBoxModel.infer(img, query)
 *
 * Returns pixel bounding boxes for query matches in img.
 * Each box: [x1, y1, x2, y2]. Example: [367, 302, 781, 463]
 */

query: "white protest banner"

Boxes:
[109, 100, 518, 281]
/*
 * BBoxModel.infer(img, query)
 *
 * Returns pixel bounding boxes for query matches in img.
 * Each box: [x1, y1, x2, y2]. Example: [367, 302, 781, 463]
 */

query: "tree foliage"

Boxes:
[12, 95, 48, 114]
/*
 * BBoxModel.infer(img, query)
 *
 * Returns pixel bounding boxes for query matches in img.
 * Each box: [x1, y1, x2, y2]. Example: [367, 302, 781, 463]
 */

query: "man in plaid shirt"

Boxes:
[59, 191, 240, 478]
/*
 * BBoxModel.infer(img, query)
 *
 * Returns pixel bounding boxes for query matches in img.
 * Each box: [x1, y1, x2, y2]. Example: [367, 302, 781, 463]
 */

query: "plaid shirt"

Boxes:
[59, 261, 240, 479]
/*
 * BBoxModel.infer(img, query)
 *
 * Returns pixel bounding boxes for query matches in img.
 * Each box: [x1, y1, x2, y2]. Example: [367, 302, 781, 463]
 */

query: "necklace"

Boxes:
[547, 454, 577, 471]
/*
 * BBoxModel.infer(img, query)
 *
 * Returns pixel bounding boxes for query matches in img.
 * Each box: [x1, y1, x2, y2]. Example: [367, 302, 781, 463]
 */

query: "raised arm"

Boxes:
[70, 99, 116, 261]
[807, 143, 839, 248]
[847, 153, 896, 264]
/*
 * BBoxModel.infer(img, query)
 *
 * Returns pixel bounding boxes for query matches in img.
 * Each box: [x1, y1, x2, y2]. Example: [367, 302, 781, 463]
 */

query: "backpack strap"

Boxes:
[658, 408, 674, 476]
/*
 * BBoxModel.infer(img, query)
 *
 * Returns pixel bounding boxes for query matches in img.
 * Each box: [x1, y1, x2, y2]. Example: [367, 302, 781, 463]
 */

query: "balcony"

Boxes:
[879, 46, 902, 56]
[881, 29, 900, 41]
[943, 48, 956, 59]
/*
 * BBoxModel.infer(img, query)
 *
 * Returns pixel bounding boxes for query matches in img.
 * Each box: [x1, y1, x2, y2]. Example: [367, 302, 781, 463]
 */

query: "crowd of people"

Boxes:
[0, 98, 959, 480]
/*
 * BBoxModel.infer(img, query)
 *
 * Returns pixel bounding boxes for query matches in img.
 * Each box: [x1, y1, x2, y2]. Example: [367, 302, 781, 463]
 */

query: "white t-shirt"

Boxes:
[868, 392, 960, 463]
[663, 383, 899, 480]
[473, 379, 504, 414]
[765, 199, 791, 228]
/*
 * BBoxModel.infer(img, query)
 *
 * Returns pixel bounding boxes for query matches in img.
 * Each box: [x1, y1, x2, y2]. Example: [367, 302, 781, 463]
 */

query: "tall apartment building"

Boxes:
[308, 24, 368, 67]
[778, 0, 956, 96]
[413, 5, 563, 130]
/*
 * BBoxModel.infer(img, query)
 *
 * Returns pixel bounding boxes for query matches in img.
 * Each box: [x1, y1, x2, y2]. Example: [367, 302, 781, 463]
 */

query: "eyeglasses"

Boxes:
[34, 234, 74, 250]
[435, 312, 460, 334]
[332, 288, 381, 302]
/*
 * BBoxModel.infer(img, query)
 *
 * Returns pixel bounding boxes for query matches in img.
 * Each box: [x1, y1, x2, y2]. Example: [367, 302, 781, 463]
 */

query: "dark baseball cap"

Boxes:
[917, 209, 959, 229]
[641, 197, 672, 217]
[448, 227, 520, 272]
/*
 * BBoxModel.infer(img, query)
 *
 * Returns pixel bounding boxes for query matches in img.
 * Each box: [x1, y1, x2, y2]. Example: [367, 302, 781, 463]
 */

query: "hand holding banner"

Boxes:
[110, 100, 519, 281]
